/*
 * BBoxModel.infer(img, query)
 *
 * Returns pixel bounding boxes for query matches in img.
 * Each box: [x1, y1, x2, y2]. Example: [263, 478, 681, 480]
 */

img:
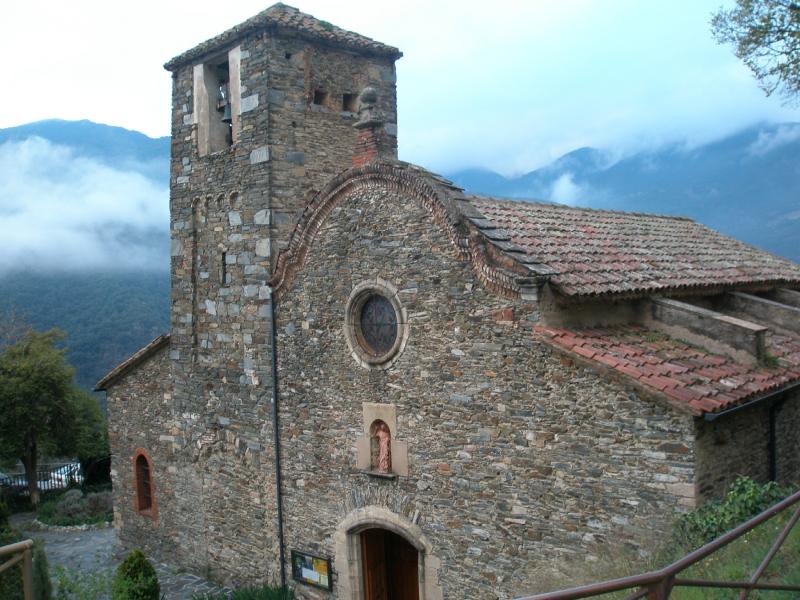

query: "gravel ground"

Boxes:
[9, 513, 231, 599]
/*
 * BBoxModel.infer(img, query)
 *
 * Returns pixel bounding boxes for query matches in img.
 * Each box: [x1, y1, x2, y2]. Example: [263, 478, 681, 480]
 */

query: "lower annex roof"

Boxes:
[535, 325, 800, 416]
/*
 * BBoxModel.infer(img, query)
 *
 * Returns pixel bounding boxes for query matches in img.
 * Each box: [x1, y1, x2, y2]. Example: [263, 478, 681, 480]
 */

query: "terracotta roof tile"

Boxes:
[165, 3, 402, 71]
[534, 325, 800, 415]
[468, 197, 800, 299]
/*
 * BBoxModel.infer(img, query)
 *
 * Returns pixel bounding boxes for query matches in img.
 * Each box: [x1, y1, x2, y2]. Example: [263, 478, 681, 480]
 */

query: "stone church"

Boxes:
[97, 4, 800, 598]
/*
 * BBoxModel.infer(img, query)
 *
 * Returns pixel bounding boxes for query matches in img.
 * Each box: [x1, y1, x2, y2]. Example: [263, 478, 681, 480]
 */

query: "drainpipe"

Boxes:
[263, 32, 286, 594]
[269, 292, 287, 592]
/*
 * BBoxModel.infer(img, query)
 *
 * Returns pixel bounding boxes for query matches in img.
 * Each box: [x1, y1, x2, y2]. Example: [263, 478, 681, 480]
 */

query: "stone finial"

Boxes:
[355, 86, 381, 129]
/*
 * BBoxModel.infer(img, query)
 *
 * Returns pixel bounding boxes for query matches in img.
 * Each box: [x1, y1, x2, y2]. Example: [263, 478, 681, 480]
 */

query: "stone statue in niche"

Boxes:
[370, 420, 392, 473]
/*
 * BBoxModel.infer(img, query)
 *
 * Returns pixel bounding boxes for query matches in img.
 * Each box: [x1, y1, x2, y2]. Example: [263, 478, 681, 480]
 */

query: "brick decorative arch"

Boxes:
[270, 162, 523, 299]
[132, 448, 157, 521]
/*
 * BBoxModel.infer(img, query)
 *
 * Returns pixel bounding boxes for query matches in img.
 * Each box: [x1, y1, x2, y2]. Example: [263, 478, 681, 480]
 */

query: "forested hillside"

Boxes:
[0, 271, 170, 391]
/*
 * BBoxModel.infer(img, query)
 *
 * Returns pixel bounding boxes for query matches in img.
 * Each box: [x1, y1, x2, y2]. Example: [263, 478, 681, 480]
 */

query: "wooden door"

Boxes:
[385, 530, 419, 600]
[362, 529, 389, 600]
[361, 529, 419, 600]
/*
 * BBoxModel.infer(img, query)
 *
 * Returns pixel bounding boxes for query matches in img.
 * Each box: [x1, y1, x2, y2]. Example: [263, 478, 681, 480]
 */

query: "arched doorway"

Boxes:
[333, 505, 442, 599]
[360, 528, 419, 600]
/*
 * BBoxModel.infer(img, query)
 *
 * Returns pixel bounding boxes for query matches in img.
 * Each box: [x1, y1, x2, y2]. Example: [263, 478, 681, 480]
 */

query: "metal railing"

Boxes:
[519, 488, 800, 600]
[0, 539, 33, 600]
[0, 462, 83, 495]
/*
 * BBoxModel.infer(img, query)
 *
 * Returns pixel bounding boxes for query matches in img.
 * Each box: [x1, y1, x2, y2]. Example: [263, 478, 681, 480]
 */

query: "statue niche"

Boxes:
[369, 419, 392, 473]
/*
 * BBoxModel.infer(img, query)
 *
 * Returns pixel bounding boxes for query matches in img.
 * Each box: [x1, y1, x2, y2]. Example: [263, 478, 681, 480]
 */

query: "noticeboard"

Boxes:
[291, 549, 333, 591]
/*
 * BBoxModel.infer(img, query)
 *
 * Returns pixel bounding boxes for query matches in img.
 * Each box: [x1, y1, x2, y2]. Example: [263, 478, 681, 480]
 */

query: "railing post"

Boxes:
[22, 546, 33, 600]
[646, 575, 673, 600]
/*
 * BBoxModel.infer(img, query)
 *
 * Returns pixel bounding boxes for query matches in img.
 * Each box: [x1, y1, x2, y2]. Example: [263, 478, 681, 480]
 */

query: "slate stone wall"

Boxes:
[105, 348, 191, 565]
[276, 183, 697, 599]
[696, 389, 800, 502]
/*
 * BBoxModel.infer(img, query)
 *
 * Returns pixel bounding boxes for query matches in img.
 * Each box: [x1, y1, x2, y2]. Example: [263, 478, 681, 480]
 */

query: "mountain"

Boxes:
[0, 120, 170, 392]
[0, 119, 170, 183]
[449, 122, 800, 262]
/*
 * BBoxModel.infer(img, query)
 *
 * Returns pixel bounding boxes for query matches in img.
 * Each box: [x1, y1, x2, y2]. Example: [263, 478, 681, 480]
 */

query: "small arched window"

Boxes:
[369, 420, 392, 473]
[133, 449, 156, 519]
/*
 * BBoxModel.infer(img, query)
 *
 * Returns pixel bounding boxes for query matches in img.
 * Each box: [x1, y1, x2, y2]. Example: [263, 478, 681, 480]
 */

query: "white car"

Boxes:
[50, 463, 83, 487]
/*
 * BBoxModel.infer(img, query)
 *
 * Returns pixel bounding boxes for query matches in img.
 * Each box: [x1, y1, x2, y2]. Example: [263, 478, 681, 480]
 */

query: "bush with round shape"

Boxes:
[112, 550, 160, 600]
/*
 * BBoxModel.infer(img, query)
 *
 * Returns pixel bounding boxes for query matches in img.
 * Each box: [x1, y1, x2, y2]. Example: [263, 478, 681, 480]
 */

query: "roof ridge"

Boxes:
[165, 3, 402, 71]
[468, 194, 695, 222]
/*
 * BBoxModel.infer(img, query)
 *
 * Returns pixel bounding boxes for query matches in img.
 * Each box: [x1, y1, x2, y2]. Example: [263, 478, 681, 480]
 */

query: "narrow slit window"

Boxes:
[313, 89, 328, 106]
[342, 93, 357, 112]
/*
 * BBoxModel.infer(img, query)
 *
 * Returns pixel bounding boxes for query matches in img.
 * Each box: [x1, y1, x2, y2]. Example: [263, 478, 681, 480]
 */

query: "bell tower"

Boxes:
[163, 4, 402, 403]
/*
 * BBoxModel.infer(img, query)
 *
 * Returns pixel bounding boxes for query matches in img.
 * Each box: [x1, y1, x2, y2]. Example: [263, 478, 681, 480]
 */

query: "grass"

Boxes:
[535, 479, 800, 599]
[661, 510, 800, 599]
[537, 512, 800, 599]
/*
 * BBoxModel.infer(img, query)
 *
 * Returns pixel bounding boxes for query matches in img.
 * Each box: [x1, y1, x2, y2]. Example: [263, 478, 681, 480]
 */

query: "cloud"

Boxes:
[0, 137, 168, 274]
[748, 124, 800, 156]
[548, 173, 585, 205]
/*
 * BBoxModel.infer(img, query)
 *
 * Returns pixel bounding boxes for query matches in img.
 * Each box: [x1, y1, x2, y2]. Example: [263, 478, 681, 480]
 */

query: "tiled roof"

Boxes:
[165, 3, 402, 71]
[95, 334, 170, 391]
[468, 197, 800, 300]
[535, 325, 800, 415]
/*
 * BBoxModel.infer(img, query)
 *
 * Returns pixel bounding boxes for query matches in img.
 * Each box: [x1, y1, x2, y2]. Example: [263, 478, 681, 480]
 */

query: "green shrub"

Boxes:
[53, 566, 112, 600]
[231, 586, 293, 600]
[32, 541, 52, 600]
[673, 476, 790, 550]
[37, 489, 112, 527]
[111, 550, 160, 600]
[192, 593, 228, 600]
[0, 528, 23, 600]
[193, 585, 293, 600]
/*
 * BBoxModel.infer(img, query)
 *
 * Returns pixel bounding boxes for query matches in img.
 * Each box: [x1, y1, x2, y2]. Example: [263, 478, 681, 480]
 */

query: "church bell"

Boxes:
[218, 82, 232, 124]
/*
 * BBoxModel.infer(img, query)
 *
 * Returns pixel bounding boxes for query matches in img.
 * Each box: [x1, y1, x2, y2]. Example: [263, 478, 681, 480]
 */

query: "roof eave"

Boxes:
[551, 279, 800, 305]
[95, 334, 170, 391]
[164, 13, 402, 72]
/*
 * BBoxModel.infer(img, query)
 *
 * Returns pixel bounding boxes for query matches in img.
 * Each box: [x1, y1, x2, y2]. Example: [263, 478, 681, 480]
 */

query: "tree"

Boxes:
[70, 387, 111, 485]
[0, 309, 28, 352]
[0, 329, 77, 506]
[711, 0, 800, 103]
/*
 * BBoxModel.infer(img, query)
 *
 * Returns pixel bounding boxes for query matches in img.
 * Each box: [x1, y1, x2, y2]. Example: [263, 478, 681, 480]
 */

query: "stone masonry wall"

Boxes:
[276, 182, 697, 599]
[106, 348, 194, 566]
[696, 389, 800, 501]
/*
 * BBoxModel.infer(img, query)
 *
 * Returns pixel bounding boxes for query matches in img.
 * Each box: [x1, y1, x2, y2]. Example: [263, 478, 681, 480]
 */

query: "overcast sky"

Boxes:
[3, 0, 800, 175]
